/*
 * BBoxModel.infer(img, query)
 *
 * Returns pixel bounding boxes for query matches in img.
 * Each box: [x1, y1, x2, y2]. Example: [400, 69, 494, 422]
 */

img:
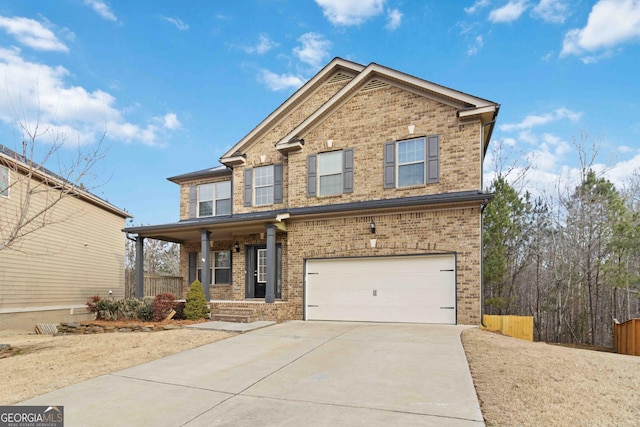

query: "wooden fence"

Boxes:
[125, 275, 184, 299]
[483, 314, 534, 341]
[614, 318, 640, 356]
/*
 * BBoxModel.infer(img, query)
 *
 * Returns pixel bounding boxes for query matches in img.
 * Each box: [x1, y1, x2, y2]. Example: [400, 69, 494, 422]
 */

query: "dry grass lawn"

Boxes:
[0, 327, 234, 405]
[462, 328, 640, 426]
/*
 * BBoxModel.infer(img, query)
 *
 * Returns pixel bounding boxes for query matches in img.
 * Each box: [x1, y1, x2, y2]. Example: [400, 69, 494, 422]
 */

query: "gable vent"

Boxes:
[361, 79, 389, 92]
[328, 72, 353, 83]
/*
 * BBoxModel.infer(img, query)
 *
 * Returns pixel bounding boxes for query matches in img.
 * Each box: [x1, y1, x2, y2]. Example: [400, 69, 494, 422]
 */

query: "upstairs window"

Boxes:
[197, 181, 231, 217]
[254, 165, 274, 206]
[307, 149, 354, 197]
[0, 165, 8, 197]
[318, 151, 343, 196]
[243, 164, 283, 207]
[397, 139, 425, 187]
[384, 136, 439, 189]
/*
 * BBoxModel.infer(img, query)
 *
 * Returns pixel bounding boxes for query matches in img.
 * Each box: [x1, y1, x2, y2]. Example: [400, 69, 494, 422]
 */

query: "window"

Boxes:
[307, 149, 353, 197]
[197, 181, 231, 217]
[254, 165, 274, 206]
[197, 251, 231, 285]
[384, 136, 439, 189]
[0, 165, 8, 197]
[397, 138, 425, 187]
[257, 249, 267, 283]
[318, 151, 343, 196]
[243, 164, 282, 207]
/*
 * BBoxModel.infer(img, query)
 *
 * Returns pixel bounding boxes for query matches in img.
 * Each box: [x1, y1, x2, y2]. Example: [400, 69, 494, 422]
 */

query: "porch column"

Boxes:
[265, 224, 276, 303]
[135, 236, 145, 298]
[201, 230, 211, 301]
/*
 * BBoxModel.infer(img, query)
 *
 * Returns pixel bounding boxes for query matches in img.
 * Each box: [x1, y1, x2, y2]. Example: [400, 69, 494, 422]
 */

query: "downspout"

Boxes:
[480, 199, 489, 327]
[479, 118, 497, 328]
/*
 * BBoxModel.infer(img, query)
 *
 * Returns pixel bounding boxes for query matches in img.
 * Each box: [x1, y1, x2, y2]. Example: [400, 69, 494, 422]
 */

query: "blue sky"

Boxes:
[0, 0, 639, 225]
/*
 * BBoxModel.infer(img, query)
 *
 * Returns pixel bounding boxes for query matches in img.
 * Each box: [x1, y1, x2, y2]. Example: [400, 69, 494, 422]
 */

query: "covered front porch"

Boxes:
[124, 212, 292, 322]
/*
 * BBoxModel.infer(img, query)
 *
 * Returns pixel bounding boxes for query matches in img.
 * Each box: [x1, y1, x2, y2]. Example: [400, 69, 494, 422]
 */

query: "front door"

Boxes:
[254, 248, 267, 298]
[246, 244, 282, 299]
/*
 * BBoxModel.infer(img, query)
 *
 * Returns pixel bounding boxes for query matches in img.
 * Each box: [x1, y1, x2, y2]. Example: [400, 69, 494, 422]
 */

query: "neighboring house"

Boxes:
[0, 145, 130, 331]
[125, 58, 499, 325]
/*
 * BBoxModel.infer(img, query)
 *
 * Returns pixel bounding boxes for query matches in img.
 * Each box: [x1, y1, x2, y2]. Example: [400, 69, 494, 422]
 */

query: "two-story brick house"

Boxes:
[125, 58, 499, 325]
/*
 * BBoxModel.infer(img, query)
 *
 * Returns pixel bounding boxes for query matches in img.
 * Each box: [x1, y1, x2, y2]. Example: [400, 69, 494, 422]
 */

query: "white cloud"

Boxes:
[161, 113, 181, 130]
[561, 0, 640, 61]
[500, 107, 582, 132]
[243, 33, 279, 55]
[161, 16, 189, 31]
[258, 69, 304, 91]
[385, 9, 402, 30]
[84, 0, 117, 22]
[607, 153, 640, 186]
[0, 47, 175, 146]
[467, 35, 484, 55]
[489, 0, 529, 23]
[532, 0, 570, 23]
[315, 0, 385, 26]
[293, 33, 332, 68]
[0, 16, 68, 52]
[465, 0, 491, 14]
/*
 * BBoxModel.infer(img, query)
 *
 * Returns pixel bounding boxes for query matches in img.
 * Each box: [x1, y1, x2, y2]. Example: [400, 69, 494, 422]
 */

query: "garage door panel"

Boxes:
[306, 255, 456, 324]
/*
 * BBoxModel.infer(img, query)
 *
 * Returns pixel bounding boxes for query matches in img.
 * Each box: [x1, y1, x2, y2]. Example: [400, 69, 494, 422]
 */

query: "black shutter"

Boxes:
[307, 154, 317, 197]
[274, 163, 283, 204]
[188, 252, 197, 284]
[188, 185, 197, 218]
[343, 148, 354, 193]
[244, 168, 253, 207]
[383, 142, 396, 189]
[426, 135, 439, 184]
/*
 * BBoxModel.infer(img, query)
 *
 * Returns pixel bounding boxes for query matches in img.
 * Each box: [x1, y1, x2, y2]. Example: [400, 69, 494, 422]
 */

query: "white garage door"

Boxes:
[305, 255, 456, 324]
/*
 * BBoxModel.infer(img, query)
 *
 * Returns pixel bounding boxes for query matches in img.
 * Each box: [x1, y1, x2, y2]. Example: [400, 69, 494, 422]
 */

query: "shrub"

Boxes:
[184, 280, 210, 320]
[152, 292, 176, 321]
[118, 298, 142, 320]
[173, 301, 186, 320]
[95, 298, 119, 320]
[134, 297, 154, 321]
[86, 295, 101, 319]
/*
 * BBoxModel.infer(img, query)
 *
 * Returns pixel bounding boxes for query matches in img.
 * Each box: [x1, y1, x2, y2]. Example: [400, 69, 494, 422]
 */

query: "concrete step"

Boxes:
[211, 313, 256, 323]
[212, 307, 256, 316]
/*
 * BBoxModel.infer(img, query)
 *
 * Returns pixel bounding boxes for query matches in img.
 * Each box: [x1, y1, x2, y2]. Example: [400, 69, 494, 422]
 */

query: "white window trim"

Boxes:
[198, 250, 231, 285]
[257, 248, 267, 283]
[317, 151, 343, 196]
[0, 164, 9, 198]
[396, 137, 426, 187]
[254, 165, 274, 206]
[197, 182, 231, 218]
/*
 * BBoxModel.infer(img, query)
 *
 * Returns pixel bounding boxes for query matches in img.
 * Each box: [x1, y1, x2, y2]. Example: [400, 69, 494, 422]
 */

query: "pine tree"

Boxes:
[184, 280, 210, 320]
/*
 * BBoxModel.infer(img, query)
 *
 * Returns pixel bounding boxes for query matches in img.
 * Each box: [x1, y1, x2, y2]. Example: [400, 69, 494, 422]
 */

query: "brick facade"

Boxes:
[134, 59, 498, 326]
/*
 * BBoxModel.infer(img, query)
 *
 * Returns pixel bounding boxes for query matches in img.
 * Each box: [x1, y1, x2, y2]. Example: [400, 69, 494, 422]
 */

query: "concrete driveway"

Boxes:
[20, 321, 484, 426]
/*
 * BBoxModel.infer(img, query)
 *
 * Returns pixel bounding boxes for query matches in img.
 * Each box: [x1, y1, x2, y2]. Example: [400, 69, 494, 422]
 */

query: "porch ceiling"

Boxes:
[126, 218, 282, 244]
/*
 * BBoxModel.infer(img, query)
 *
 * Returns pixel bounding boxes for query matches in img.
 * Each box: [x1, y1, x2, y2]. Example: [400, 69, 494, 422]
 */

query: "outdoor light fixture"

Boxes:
[370, 220, 376, 234]
[234, 242, 240, 253]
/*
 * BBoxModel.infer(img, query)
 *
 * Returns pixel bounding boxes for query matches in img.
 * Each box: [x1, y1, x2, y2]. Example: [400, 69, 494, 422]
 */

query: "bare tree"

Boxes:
[0, 118, 109, 252]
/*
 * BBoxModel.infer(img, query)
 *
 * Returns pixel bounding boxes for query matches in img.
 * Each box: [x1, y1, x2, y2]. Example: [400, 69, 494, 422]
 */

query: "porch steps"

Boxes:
[210, 307, 257, 323]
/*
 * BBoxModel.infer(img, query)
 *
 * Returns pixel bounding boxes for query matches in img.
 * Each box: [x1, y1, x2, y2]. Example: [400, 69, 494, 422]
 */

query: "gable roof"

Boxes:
[274, 61, 500, 153]
[220, 57, 365, 165]
[0, 144, 130, 219]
